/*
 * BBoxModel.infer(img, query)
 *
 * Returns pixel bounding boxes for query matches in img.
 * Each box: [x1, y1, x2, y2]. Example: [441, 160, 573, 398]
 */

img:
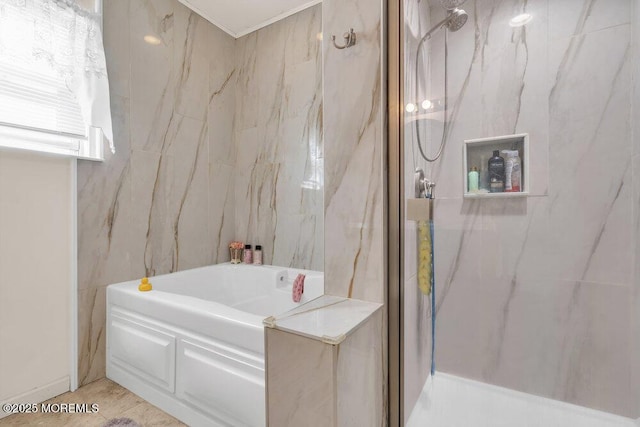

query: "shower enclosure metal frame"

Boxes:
[387, 0, 404, 425]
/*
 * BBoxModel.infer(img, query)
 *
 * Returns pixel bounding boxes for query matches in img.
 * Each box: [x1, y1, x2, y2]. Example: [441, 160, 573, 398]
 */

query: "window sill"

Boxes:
[0, 124, 106, 161]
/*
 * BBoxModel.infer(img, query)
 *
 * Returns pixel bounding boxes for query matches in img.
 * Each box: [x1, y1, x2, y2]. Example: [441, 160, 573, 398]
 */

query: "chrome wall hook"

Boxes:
[331, 28, 357, 49]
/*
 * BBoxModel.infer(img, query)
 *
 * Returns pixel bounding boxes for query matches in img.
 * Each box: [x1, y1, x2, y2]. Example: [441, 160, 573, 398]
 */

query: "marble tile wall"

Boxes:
[323, 0, 386, 304]
[403, 0, 639, 418]
[336, 309, 385, 427]
[233, 6, 323, 271]
[265, 329, 335, 426]
[633, 0, 640, 417]
[78, 0, 323, 386]
[308, 0, 388, 423]
[265, 309, 384, 427]
[78, 0, 237, 386]
[322, 0, 388, 422]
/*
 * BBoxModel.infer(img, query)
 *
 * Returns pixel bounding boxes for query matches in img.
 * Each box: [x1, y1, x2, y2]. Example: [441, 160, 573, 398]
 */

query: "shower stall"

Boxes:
[389, 0, 640, 425]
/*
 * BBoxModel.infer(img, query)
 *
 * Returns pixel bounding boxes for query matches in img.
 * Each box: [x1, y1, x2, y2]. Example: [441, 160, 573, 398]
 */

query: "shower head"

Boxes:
[446, 8, 468, 32]
[419, 8, 468, 43]
[440, 0, 468, 9]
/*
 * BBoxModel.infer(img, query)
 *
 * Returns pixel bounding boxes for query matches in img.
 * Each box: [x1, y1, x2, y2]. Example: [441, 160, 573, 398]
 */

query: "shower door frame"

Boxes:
[387, 0, 404, 426]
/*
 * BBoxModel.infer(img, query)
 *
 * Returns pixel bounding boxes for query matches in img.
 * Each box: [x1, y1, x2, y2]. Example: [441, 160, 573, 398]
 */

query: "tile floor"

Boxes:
[0, 379, 186, 427]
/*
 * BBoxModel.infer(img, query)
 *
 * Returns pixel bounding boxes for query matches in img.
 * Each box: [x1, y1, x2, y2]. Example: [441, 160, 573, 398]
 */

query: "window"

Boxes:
[0, 0, 113, 160]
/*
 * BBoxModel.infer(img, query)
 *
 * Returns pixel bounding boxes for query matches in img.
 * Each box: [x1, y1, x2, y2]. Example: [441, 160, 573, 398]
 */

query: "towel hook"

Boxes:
[331, 28, 356, 49]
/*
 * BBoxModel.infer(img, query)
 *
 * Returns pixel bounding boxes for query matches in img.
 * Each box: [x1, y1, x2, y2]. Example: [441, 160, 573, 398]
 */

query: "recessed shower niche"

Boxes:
[463, 133, 530, 198]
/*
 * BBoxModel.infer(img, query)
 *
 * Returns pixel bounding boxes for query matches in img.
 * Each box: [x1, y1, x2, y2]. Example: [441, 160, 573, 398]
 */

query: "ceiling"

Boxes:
[178, 0, 322, 38]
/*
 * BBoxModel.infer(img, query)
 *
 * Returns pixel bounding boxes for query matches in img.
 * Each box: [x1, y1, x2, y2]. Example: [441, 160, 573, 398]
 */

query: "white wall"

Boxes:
[0, 151, 72, 411]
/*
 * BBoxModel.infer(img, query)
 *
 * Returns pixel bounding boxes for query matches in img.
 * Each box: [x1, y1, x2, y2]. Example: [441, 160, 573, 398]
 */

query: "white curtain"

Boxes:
[0, 0, 114, 152]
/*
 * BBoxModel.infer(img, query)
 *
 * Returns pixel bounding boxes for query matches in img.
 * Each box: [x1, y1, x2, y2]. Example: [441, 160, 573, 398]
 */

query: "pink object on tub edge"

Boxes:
[292, 274, 305, 302]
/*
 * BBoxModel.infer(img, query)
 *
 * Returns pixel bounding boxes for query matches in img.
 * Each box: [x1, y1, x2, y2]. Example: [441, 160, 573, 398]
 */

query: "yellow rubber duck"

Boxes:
[138, 277, 152, 292]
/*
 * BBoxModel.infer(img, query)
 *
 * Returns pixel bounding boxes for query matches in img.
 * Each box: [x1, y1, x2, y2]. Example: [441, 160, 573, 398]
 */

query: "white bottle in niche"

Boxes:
[501, 150, 521, 192]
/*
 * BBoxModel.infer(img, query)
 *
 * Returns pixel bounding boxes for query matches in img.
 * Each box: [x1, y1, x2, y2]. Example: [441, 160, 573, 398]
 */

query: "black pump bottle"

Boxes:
[488, 150, 505, 193]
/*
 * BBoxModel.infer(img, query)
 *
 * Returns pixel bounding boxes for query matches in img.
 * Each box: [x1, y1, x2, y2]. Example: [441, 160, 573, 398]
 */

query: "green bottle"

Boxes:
[468, 167, 479, 193]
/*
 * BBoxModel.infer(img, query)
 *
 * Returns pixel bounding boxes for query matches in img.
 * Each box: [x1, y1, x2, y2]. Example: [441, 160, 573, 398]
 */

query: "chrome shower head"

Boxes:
[446, 8, 468, 32]
[419, 8, 468, 42]
[440, 0, 467, 10]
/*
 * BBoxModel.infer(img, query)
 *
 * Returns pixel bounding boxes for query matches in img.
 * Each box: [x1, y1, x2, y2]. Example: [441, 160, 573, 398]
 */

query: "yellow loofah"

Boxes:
[138, 277, 152, 292]
[417, 220, 432, 295]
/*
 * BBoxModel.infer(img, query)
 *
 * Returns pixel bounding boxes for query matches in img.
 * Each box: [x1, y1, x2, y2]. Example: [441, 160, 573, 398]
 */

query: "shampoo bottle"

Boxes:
[253, 245, 263, 265]
[243, 244, 253, 264]
[488, 150, 505, 193]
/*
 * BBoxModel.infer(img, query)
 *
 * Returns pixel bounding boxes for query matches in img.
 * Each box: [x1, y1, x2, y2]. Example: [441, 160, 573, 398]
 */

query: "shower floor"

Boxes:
[407, 373, 636, 427]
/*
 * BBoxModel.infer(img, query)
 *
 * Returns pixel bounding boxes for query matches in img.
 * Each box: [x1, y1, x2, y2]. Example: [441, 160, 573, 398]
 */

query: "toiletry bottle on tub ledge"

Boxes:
[243, 244, 253, 264]
[254, 245, 263, 265]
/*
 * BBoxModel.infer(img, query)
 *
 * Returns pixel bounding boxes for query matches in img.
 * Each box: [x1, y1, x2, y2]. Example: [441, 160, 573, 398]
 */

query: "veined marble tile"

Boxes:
[78, 285, 107, 386]
[254, 22, 289, 137]
[209, 162, 235, 264]
[129, 0, 176, 153]
[548, 24, 633, 286]
[478, 0, 550, 196]
[283, 5, 322, 67]
[265, 328, 335, 427]
[234, 32, 259, 132]
[129, 115, 210, 277]
[233, 162, 279, 264]
[78, 95, 133, 291]
[323, 0, 384, 303]
[208, 25, 237, 167]
[127, 149, 159, 278]
[265, 303, 384, 426]
[480, 0, 549, 61]
[480, 197, 550, 283]
[549, 0, 631, 41]
[172, 121, 212, 271]
[233, 5, 323, 271]
[173, 3, 211, 121]
[432, 198, 483, 312]
[273, 117, 323, 216]
[477, 279, 634, 417]
[337, 309, 385, 427]
[283, 58, 322, 124]
[272, 213, 323, 271]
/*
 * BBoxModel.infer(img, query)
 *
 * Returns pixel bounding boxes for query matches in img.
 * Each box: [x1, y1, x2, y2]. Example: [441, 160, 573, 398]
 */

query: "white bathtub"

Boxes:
[106, 263, 323, 427]
[407, 373, 638, 427]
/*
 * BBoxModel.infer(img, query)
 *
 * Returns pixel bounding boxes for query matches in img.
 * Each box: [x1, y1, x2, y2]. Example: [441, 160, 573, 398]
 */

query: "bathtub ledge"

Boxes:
[263, 295, 382, 344]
